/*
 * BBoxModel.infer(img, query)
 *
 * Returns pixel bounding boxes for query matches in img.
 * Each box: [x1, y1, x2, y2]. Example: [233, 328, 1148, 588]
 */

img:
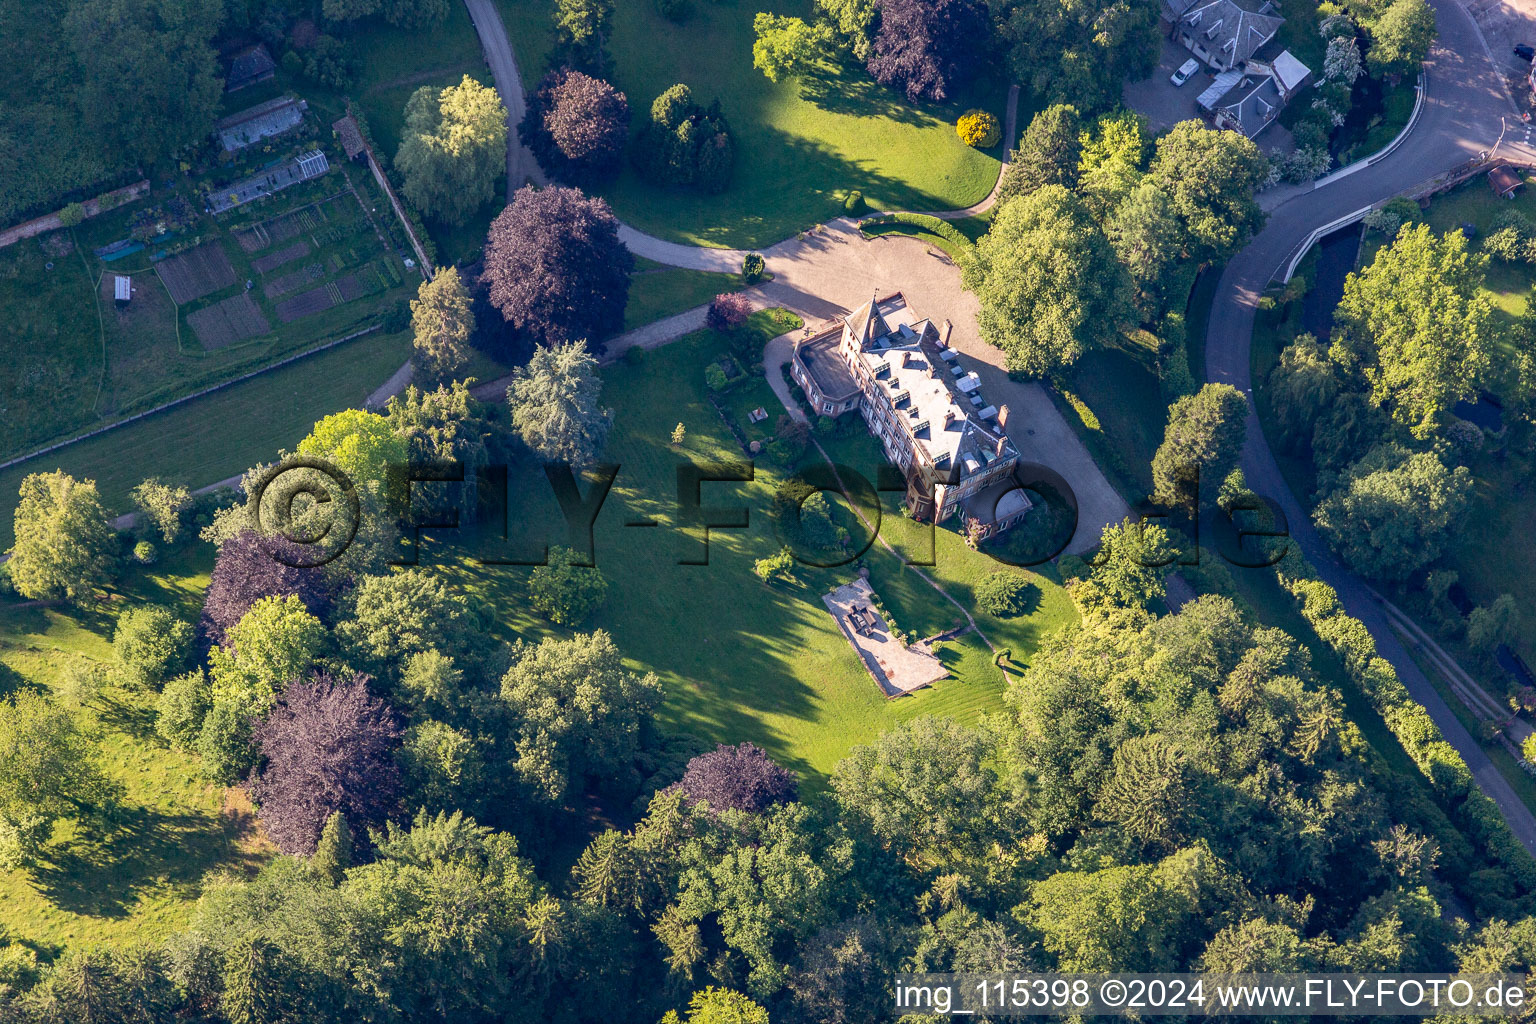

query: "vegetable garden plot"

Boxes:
[251, 241, 310, 274]
[263, 262, 325, 299]
[275, 282, 342, 322]
[233, 223, 270, 253]
[155, 242, 238, 304]
[188, 292, 271, 350]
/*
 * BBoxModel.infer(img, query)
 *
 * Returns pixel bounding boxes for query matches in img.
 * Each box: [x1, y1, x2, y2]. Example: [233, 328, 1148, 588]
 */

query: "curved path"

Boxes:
[1205, 0, 1536, 852]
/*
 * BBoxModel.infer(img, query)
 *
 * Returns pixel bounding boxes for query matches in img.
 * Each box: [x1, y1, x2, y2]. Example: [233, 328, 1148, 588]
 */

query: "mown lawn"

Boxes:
[0, 328, 414, 550]
[496, 0, 1010, 249]
[0, 545, 269, 951]
[624, 266, 741, 331]
[427, 314, 1078, 779]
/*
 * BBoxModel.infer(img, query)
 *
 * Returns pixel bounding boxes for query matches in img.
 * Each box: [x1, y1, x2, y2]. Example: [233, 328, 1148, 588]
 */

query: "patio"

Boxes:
[823, 578, 948, 697]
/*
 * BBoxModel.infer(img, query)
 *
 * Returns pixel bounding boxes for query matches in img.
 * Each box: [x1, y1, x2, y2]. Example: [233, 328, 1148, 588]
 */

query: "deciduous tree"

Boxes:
[520, 69, 630, 183]
[251, 672, 402, 856]
[131, 478, 191, 544]
[994, 0, 1161, 110]
[0, 691, 115, 868]
[484, 185, 634, 346]
[114, 604, 194, 689]
[500, 631, 663, 804]
[208, 594, 329, 715]
[1333, 224, 1496, 438]
[528, 545, 610, 625]
[1364, 0, 1435, 77]
[866, 0, 988, 102]
[395, 76, 508, 225]
[1313, 442, 1469, 580]
[676, 742, 798, 814]
[752, 14, 831, 82]
[1146, 121, 1267, 262]
[8, 470, 115, 604]
[964, 184, 1129, 377]
[201, 531, 332, 648]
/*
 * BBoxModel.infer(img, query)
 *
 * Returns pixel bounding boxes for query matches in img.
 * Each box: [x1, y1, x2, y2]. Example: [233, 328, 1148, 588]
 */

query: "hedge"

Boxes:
[1274, 550, 1536, 895]
[860, 212, 974, 256]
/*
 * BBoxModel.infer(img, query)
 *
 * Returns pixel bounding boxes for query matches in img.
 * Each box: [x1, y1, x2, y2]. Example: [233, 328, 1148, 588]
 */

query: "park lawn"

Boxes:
[428, 314, 1076, 780]
[1049, 329, 1169, 505]
[624, 267, 742, 331]
[0, 544, 270, 951]
[0, 328, 414, 551]
[494, 0, 1009, 249]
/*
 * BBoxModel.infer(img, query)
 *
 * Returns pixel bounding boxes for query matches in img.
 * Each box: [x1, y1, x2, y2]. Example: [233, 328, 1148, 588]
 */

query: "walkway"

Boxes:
[1204, 0, 1536, 853]
[462, 0, 544, 198]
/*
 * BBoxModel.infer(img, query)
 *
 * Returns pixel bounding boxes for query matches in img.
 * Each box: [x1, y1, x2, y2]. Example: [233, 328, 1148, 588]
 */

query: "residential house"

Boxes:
[790, 293, 1032, 538]
[1173, 0, 1284, 72]
[1197, 48, 1311, 138]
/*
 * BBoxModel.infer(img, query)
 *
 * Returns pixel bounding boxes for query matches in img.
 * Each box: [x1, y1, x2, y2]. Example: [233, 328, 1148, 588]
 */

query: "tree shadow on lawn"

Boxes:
[31, 800, 264, 919]
[797, 61, 936, 129]
[94, 690, 160, 743]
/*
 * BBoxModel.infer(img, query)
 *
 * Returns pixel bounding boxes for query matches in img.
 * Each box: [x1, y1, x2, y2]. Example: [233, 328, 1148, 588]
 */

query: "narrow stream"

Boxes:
[1299, 223, 1364, 342]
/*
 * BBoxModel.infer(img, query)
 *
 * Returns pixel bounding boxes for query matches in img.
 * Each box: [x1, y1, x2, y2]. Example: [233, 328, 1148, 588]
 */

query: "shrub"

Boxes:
[156, 670, 212, 751]
[705, 363, 730, 391]
[624, 344, 646, 366]
[754, 547, 797, 583]
[956, 109, 1000, 148]
[742, 252, 766, 283]
[114, 605, 194, 689]
[844, 189, 867, 214]
[133, 541, 157, 565]
[57, 203, 85, 229]
[527, 545, 609, 626]
[975, 571, 1034, 617]
[707, 292, 752, 332]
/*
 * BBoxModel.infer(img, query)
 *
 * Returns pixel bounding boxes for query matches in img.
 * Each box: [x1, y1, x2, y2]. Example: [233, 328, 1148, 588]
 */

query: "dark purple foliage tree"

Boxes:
[250, 672, 402, 856]
[519, 68, 630, 184]
[200, 531, 331, 647]
[867, 0, 988, 102]
[676, 742, 798, 813]
[706, 292, 753, 332]
[483, 185, 635, 348]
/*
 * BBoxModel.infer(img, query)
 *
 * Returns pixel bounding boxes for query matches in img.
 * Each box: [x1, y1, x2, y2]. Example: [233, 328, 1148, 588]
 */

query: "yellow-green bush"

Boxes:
[956, 109, 1000, 149]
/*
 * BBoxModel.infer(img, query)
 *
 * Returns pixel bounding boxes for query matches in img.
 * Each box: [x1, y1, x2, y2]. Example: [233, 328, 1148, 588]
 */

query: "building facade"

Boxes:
[790, 293, 1032, 539]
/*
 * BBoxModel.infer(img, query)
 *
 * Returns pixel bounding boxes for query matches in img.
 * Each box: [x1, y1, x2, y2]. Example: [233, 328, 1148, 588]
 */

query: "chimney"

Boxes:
[996, 404, 1010, 430]
[994, 435, 1007, 458]
[941, 319, 953, 346]
[943, 408, 956, 428]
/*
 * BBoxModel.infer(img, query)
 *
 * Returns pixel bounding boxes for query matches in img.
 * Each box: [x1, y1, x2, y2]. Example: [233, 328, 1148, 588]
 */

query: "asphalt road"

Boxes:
[1205, 0, 1536, 852]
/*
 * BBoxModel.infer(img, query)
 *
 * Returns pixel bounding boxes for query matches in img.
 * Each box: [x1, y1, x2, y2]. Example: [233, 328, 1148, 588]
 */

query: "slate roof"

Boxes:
[1177, 0, 1284, 68]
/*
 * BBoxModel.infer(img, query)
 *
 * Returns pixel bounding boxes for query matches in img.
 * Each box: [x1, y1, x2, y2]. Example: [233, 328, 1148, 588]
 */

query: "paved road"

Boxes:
[1205, 0, 1536, 853]
[462, 0, 544, 197]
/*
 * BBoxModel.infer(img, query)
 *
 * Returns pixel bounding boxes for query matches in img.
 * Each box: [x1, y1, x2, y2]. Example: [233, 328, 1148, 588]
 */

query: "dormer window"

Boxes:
[1205, 18, 1222, 38]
